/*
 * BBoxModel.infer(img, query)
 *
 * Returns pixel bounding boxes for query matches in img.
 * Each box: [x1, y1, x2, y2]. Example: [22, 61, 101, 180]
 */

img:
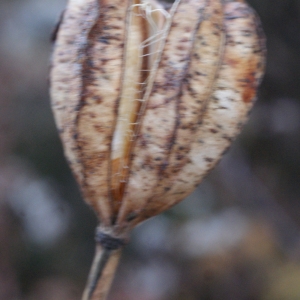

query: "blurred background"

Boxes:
[1, 0, 300, 299]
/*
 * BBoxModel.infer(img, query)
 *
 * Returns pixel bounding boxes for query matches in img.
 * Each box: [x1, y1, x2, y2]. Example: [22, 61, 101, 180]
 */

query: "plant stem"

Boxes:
[82, 244, 122, 300]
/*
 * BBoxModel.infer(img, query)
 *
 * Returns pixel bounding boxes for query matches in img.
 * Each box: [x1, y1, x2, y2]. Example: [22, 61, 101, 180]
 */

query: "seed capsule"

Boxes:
[50, 0, 265, 298]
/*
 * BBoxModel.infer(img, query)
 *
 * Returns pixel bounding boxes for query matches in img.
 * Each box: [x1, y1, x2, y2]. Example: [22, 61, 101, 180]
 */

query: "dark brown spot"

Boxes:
[93, 125, 105, 133]
[204, 157, 213, 163]
[93, 96, 102, 104]
[210, 128, 218, 134]
[176, 155, 184, 161]
[126, 212, 138, 222]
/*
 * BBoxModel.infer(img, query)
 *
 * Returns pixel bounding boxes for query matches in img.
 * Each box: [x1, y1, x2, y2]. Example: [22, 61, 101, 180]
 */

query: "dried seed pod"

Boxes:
[50, 0, 265, 299]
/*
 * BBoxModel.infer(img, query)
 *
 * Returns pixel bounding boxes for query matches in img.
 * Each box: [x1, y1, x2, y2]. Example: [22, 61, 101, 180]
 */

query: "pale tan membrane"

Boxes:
[133, 0, 266, 223]
[117, 0, 208, 230]
[110, 0, 171, 218]
[129, 0, 225, 224]
[50, 0, 98, 186]
[110, 0, 149, 216]
[111, 0, 178, 228]
[74, 0, 131, 225]
[163, 0, 225, 183]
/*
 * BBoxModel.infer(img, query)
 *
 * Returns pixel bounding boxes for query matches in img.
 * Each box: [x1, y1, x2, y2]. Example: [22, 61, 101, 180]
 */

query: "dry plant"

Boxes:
[49, 0, 266, 299]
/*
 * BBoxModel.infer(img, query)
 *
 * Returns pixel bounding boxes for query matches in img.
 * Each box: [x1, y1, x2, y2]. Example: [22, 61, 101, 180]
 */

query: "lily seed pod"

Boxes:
[50, 0, 266, 299]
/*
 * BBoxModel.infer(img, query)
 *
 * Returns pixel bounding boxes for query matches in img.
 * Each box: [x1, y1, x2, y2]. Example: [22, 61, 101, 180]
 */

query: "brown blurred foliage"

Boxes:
[1, 0, 300, 299]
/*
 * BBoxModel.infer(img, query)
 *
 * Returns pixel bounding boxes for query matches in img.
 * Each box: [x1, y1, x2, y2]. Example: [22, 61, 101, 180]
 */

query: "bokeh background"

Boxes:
[1, 0, 300, 299]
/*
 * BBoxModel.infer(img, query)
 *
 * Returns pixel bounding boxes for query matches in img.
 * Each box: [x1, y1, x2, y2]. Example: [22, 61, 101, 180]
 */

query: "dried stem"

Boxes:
[82, 244, 122, 300]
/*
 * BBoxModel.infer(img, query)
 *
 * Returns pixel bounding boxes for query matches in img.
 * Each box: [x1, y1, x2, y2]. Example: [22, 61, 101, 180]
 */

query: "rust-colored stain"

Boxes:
[242, 84, 255, 103]
[226, 58, 238, 68]
[242, 72, 256, 103]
